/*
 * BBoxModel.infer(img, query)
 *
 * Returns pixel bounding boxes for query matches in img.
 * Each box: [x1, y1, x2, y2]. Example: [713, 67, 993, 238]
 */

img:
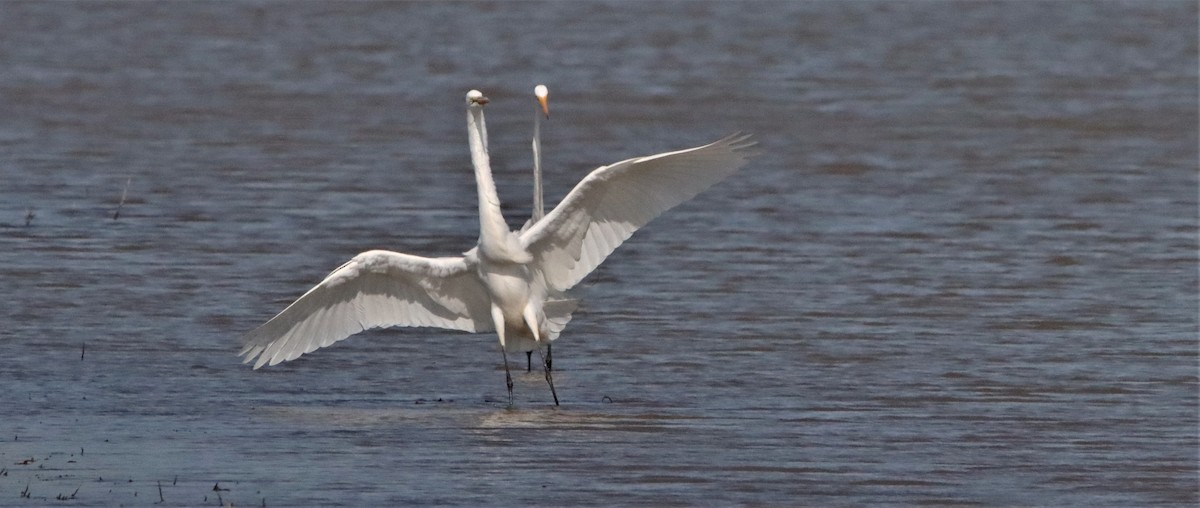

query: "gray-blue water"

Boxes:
[1, 1, 1196, 506]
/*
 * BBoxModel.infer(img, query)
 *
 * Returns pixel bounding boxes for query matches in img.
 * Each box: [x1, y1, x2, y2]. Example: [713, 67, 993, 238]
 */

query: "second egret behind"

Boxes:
[525, 83, 556, 373]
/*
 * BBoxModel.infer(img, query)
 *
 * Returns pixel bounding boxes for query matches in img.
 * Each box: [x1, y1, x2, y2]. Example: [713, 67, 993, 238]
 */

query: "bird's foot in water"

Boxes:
[537, 346, 559, 406]
[505, 374, 514, 406]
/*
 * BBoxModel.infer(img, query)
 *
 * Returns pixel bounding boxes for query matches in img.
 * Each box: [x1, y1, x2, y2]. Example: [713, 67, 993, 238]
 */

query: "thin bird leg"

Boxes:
[536, 345, 559, 406]
[521, 304, 558, 405]
[546, 343, 552, 372]
[526, 351, 533, 372]
[491, 306, 514, 406]
[500, 346, 514, 406]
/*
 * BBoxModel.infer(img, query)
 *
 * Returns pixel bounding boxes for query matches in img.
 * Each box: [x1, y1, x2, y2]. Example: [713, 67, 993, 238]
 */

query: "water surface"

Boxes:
[0, 1, 1196, 505]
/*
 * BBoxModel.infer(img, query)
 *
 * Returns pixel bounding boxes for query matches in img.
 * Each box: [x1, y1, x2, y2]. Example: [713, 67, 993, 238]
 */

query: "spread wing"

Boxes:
[240, 250, 492, 369]
[520, 133, 756, 292]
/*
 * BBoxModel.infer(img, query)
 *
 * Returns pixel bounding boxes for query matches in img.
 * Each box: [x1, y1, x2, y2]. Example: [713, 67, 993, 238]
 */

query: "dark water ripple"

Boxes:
[0, 1, 1196, 506]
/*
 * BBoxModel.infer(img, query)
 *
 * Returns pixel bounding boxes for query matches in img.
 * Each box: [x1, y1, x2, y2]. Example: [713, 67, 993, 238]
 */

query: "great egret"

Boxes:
[526, 83, 552, 373]
[239, 89, 756, 406]
[532, 84, 549, 223]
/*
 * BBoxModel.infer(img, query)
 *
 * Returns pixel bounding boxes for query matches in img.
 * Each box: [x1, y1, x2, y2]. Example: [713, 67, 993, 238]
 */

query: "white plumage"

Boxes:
[240, 89, 755, 404]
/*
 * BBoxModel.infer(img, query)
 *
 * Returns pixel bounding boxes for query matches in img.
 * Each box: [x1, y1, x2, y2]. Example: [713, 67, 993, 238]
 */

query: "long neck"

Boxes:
[467, 106, 513, 255]
[532, 112, 544, 221]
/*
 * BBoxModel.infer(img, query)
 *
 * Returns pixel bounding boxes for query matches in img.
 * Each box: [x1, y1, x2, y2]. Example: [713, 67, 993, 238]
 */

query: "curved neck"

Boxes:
[532, 112, 544, 221]
[467, 106, 511, 254]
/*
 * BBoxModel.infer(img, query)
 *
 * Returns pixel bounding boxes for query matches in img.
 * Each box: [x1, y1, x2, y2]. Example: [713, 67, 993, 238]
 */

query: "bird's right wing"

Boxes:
[520, 133, 756, 292]
[240, 250, 492, 369]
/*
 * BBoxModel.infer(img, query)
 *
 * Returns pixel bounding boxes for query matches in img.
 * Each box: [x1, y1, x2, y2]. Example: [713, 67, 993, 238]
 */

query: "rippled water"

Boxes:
[1, 1, 1196, 506]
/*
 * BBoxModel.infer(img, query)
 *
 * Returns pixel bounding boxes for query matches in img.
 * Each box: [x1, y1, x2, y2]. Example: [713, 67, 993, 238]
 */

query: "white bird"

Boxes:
[525, 83, 553, 373]
[531, 84, 549, 223]
[239, 89, 756, 406]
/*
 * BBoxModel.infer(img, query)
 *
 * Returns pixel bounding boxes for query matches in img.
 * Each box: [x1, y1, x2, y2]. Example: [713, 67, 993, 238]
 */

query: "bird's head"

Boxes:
[466, 90, 489, 107]
[534, 84, 549, 118]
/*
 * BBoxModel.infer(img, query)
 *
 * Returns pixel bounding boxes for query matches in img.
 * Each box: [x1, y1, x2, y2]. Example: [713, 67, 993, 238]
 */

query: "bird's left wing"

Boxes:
[240, 250, 492, 369]
[520, 133, 756, 292]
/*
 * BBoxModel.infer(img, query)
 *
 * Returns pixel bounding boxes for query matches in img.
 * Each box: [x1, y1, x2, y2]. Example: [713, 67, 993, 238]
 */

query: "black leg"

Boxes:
[500, 346, 514, 406]
[537, 346, 559, 406]
[526, 351, 532, 372]
[546, 343, 552, 372]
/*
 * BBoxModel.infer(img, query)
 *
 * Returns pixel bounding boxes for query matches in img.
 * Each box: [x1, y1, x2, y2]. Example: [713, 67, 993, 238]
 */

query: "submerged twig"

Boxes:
[56, 486, 79, 501]
[24, 208, 34, 227]
[114, 177, 131, 220]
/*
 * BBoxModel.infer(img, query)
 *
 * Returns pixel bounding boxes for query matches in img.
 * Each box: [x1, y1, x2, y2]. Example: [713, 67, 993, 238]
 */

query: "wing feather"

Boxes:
[240, 250, 492, 369]
[520, 133, 756, 292]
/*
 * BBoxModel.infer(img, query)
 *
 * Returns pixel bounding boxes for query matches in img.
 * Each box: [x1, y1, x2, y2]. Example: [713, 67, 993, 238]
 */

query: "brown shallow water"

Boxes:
[0, 1, 1196, 506]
